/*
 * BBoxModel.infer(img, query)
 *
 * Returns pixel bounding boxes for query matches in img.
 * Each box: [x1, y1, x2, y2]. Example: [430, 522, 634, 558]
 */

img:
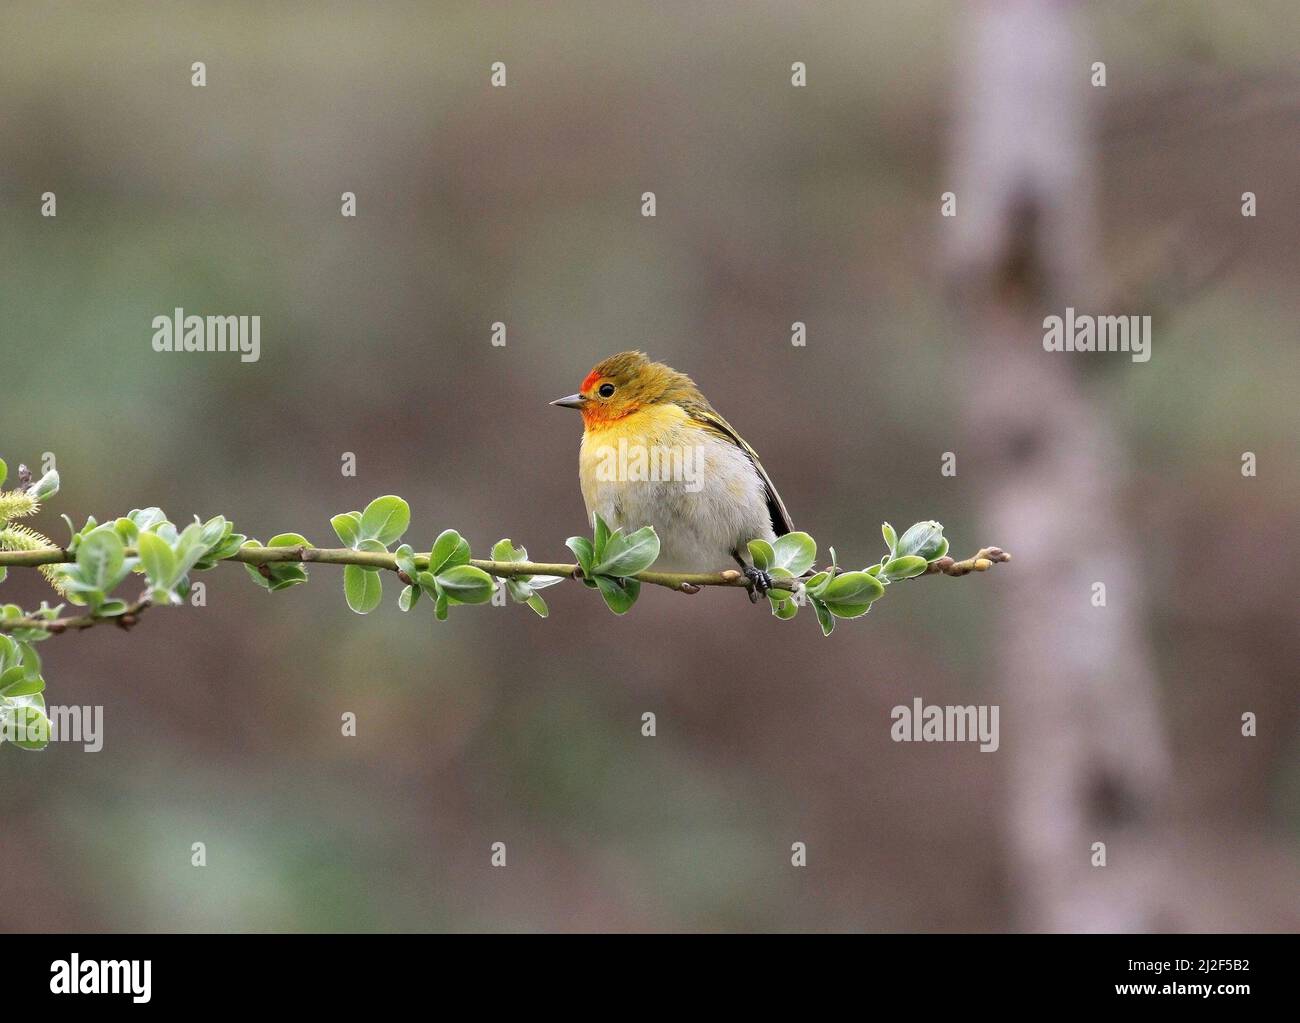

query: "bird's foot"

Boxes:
[742, 565, 772, 603]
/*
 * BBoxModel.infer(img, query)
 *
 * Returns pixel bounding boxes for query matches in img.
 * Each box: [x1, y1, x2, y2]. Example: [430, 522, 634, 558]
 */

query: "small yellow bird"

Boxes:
[551, 351, 793, 597]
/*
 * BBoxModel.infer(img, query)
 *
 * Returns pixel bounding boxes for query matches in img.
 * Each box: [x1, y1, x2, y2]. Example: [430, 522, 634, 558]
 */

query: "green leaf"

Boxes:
[593, 526, 659, 576]
[1, 675, 44, 699]
[198, 515, 228, 548]
[771, 531, 816, 575]
[593, 514, 610, 558]
[434, 592, 449, 621]
[171, 523, 210, 576]
[18, 640, 41, 676]
[200, 531, 246, 565]
[593, 574, 639, 615]
[359, 496, 410, 546]
[882, 521, 898, 556]
[805, 570, 833, 599]
[27, 469, 59, 501]
[770, 593, 798, 619]
[896, 520, 946, 561]
[565, 535, 595, 576]
[764, 564, 795, 595]
[136, 530, 175, 588]
[746, 539, 774, 571]
[56, 577, 103, 606]
[268, 532, 310, 549]
[823, 570, 885, 604]
[343, 564, 383, 613]
[435, 564, 495, 605]
[925, 537, 949, 563]
[394, 544, 417, 576]
[810, 597, 835, 636]
[0, 665, 40, 696]
[177, 518, 203, 543]
[0, 635, 17, 670]
[252, 535, 312, 587]
[491, 538, 527, 562]
[241, 538, 307, 592]
[331, 512, 363, 548]
[821, 570, 886, 618]
[242, 540, 272, 589]
[0, 458, 6, 489]
[76, 529, 125, 591]
[113, 517, 140, 547]
[428, 529, 471, 575]
[58, 575, 105, 594]
[880, 555, 928, 583]
[524, 593, 549, 618]
[8, 705, 50, 750]
[129, 507, 168, 532]
[398, 584, 420, 612]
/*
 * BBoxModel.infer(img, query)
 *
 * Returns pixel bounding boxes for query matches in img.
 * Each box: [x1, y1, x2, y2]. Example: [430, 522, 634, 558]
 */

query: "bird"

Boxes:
[551, 351, 792, 599]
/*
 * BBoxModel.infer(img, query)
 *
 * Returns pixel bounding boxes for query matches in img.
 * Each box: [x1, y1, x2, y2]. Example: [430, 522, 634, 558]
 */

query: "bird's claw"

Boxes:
[742, 565, 772, 603]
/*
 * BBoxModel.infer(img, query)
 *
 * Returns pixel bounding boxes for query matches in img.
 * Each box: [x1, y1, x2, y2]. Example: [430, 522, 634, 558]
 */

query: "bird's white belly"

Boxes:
[580, 430, 775, 572]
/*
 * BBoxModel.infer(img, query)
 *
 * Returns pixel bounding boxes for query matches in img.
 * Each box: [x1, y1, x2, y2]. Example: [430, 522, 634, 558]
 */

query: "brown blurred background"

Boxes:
[0, 1, 1295, 931]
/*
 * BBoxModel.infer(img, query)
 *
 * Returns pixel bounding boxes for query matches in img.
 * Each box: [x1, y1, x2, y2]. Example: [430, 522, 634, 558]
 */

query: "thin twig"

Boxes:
[2, 598, 151, 635]
[924, 547, 1012, 576]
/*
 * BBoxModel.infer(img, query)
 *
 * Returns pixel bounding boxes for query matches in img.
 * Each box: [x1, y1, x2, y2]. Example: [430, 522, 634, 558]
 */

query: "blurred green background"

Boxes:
[1, 1, 1296, 931]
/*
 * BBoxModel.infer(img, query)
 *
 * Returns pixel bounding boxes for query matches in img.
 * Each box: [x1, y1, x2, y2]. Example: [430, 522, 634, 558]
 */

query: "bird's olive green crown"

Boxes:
[584, 350, 711, 414]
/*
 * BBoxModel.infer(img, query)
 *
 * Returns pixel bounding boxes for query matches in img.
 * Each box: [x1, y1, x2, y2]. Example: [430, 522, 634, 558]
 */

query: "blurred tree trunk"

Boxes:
[945, 0, 1174, 931]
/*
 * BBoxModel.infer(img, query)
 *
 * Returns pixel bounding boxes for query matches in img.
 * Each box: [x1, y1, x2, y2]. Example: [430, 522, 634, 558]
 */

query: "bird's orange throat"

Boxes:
[580, 403, 644, 432]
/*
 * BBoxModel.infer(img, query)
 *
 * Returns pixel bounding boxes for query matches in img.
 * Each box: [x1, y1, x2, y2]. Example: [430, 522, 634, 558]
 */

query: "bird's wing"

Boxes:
[687, 405, 794, 537]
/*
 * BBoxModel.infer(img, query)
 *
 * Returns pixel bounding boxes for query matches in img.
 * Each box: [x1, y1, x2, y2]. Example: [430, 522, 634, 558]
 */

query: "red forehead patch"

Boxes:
[580, 368, 603, 393]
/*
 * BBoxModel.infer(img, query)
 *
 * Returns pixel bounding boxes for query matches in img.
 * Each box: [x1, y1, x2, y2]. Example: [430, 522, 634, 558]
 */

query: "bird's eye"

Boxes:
[597, 383, 616, 398]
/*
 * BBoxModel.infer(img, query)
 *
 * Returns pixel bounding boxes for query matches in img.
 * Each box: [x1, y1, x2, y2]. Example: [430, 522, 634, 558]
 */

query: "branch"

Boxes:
[0, 472, 1012, 750]
[0, 541, 1011, 634]
[2, 598, 152, 636]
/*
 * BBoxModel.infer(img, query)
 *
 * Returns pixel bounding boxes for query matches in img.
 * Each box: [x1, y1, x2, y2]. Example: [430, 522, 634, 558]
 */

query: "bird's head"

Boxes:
[551, 351, 700, 428]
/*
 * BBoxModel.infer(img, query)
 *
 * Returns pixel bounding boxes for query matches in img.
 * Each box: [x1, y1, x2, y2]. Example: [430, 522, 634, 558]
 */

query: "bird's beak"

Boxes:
[550, 393, 587, 410]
